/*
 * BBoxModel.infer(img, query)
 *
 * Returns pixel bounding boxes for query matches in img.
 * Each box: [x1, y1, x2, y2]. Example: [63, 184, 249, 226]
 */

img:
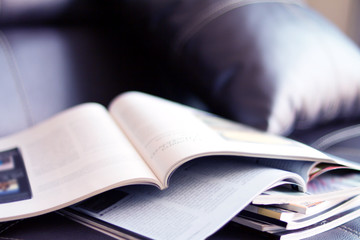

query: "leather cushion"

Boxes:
[123, 0, 360, 135]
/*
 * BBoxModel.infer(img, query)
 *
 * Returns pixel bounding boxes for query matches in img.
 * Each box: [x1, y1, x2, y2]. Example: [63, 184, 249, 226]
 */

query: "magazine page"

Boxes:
[0, 103, 158, 221]
[253, 169, 360, 205]
[232, 206, 360, 240]
[109, 92, 334, 187]
[70, 158, 305, 240]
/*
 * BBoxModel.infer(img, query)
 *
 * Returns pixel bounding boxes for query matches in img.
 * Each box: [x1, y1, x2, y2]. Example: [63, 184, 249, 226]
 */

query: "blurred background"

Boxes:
[307, 0, 360, 46]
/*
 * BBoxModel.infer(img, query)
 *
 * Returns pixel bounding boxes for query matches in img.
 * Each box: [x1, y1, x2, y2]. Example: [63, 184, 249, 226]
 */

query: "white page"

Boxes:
[0, 103, 158, 221]
[255, 159, 316, 182]
[72, 158, 305, 240]
[109, 92, 334, 186]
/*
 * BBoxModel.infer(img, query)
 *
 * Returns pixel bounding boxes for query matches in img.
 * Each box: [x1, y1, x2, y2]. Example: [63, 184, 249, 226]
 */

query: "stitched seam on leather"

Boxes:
[339, 225, 360, 237]
[0, 220, 22, 236]
[0, 31, 34, 127]
[174, 0, 305, 52]
[310, 124, 360, 150]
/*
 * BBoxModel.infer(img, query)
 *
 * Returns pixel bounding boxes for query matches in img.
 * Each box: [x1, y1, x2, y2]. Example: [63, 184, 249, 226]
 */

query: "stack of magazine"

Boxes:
[64, 157, 360, 240]
[232, 126, 360, 240]
[0, 91, 360, 239]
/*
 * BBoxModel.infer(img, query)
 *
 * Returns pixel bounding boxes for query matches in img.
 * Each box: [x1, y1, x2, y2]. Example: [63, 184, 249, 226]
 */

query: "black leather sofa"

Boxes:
[1, 0, 360, 239]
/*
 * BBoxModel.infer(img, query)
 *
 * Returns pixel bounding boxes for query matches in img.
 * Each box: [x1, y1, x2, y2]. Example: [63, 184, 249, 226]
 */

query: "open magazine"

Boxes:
[1, 91, 360, 238]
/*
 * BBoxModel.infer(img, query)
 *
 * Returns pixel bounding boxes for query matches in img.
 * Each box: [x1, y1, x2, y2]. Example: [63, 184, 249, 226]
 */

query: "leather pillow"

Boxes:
[122, 0, 360, 135]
